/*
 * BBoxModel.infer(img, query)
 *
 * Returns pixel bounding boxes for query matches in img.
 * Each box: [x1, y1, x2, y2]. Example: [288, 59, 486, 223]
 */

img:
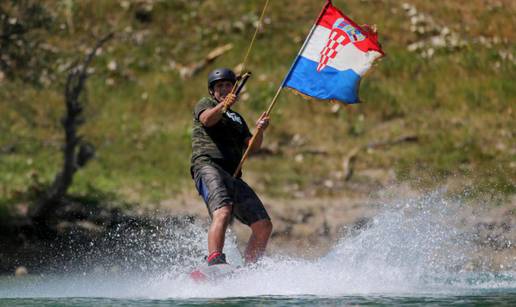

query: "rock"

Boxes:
[290, 134, 306, 147]
[15, 266, 28, 277]
[56, 221, 74, 233]
[107, 60, 117, 71]
[294, 154, 304, 163]
[76, 221, 104, 234]
[323, 180, 334, 189]
[120, 1, 130, 10]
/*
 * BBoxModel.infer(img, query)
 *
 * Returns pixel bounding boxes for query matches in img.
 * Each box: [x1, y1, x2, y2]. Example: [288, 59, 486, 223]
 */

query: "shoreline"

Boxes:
[2, 187, 514, 276]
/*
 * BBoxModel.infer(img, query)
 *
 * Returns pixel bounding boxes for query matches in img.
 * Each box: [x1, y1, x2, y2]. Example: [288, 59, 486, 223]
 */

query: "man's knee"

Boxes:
[262, 219, 273, 234]
[251, 219, 273, 238]
[212, 205, 232, 225]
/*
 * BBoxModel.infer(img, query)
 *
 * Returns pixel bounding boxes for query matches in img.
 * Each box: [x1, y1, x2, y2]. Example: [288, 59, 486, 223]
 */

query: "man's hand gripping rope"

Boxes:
[221, 93, 237, 113]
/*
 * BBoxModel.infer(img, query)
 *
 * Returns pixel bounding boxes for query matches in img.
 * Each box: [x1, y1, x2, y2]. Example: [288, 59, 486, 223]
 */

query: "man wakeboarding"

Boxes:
[190, 68, 273, 271]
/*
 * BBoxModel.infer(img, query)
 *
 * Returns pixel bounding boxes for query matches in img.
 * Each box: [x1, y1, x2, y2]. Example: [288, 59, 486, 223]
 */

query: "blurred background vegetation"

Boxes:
[0, 0, 514, 215]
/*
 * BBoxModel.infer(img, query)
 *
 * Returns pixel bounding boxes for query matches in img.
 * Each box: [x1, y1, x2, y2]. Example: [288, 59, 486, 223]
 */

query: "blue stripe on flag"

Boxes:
[283, 56, 361, 103]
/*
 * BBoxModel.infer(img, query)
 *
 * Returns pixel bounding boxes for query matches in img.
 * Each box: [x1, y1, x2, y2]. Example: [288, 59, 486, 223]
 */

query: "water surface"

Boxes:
[2, 192, 514, 305]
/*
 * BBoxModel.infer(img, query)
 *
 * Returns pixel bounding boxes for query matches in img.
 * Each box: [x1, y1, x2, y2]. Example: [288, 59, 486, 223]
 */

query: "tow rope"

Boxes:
[222, 0, 270, 113]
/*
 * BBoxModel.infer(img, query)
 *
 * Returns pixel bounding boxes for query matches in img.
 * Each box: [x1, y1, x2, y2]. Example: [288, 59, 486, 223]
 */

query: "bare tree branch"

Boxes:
[31, 33, 114, 224]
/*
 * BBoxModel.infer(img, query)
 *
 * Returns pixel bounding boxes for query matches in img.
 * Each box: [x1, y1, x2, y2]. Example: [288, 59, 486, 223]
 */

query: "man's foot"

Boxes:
[207, 251, 227, 266]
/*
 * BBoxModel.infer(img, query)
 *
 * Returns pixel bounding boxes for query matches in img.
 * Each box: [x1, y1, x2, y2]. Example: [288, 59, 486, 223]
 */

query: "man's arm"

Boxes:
[245, 112, 270, 153]
[199, 94, 236, 127]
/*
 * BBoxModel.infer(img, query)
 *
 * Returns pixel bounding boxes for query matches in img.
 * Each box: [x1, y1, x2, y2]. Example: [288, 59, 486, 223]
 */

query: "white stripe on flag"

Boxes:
[299, 26, 382, 76]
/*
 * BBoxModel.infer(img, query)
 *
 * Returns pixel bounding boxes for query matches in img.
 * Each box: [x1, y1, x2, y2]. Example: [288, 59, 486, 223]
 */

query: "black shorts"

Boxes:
[193, 163, 270, 226]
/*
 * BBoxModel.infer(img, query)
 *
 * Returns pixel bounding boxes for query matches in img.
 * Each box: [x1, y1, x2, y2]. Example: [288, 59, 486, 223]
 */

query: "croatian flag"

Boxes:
[283, 0, 384, 104]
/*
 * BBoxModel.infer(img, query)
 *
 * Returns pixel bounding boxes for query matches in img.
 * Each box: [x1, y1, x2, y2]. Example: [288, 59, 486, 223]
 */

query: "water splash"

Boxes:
[2, 191, 515, 298]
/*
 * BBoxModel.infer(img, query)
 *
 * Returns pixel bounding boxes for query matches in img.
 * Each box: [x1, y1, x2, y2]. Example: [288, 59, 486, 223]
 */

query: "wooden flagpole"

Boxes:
[233, 0, 332, 177]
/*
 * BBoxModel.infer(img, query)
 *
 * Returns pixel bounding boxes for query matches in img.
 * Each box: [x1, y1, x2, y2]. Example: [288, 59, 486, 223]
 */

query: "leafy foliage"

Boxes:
[0, 0, 55, 85]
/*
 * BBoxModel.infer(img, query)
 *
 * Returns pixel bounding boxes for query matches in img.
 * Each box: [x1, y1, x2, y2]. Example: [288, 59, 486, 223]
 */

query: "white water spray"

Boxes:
[2, 191, 515, 298]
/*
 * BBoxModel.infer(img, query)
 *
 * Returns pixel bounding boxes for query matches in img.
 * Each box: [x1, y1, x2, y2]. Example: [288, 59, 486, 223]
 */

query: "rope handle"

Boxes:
[222, 72, 252, 113]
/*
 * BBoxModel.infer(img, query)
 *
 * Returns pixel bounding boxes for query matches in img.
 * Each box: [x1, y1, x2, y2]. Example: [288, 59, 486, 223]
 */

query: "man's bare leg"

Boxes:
[208, 205, 232, 254]
[244, 219, 273, 264]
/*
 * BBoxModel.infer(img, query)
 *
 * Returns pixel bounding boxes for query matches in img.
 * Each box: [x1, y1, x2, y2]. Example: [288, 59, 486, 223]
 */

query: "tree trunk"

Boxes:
[30, 33, 113, 224]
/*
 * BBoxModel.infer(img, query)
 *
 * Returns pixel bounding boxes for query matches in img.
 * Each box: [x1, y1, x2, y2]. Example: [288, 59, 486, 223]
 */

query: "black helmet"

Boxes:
[207, 68, 236, 92]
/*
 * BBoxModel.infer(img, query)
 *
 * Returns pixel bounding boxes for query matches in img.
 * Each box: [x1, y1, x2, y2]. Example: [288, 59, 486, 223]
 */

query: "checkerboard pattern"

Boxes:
[317, 28, 349, 72]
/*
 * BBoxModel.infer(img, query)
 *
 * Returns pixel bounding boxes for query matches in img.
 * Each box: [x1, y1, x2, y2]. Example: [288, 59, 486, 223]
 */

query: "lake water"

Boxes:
[1, 192, 514, 305]
[1, 291, 516, 306]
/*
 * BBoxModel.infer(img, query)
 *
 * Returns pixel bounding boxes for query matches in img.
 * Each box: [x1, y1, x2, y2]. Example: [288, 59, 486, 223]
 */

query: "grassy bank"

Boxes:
[0, 0, 514, 212]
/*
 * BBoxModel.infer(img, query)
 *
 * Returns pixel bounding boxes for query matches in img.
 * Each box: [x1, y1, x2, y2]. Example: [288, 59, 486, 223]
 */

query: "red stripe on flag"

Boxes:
[316, 3, 343, 29]
[314, 1, 384, 55]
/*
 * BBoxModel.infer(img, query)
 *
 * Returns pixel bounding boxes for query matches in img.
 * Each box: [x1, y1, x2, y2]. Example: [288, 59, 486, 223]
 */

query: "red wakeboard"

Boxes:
[190, 263, 236, 282]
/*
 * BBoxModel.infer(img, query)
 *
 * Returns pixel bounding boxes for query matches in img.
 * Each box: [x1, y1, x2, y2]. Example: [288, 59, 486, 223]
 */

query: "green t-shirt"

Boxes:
[190, 97, 252, 177]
